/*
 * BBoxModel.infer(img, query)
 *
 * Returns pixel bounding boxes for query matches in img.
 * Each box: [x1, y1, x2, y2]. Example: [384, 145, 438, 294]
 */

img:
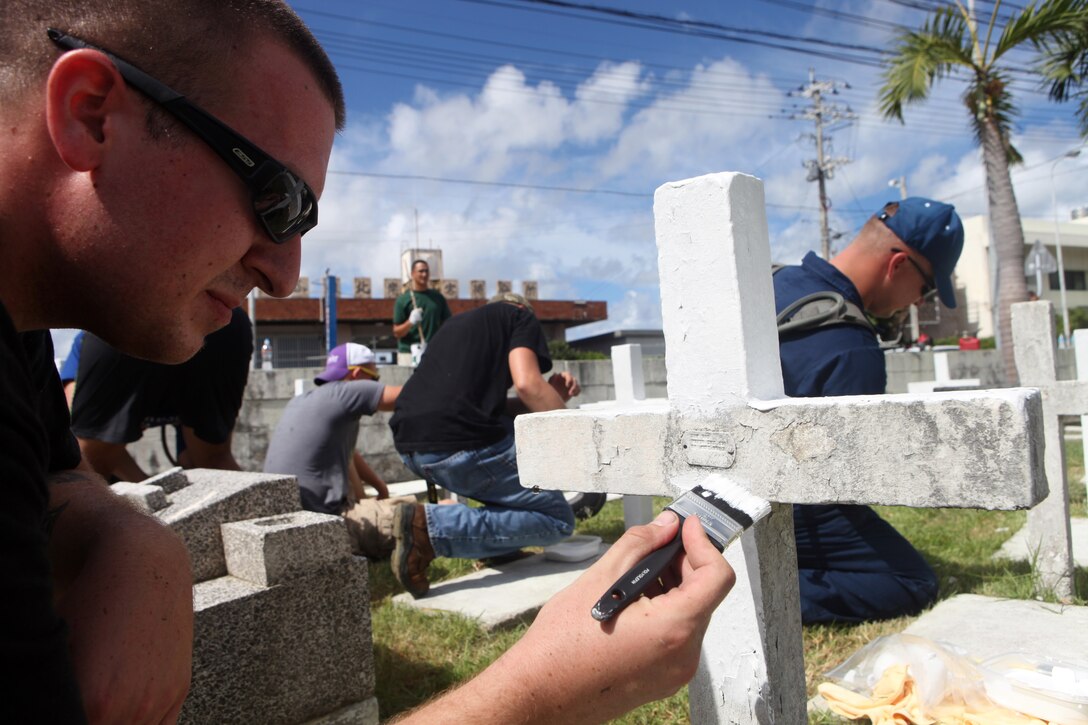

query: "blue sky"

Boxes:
[49, 1, 1088, 356]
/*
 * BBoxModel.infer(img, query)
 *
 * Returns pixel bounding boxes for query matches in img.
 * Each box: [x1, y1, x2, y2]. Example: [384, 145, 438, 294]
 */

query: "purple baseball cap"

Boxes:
[314, 343, 376, 385]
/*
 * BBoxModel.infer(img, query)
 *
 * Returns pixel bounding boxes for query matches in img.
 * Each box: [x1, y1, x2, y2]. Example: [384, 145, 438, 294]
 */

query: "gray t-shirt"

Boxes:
[263, 380, 384, 515]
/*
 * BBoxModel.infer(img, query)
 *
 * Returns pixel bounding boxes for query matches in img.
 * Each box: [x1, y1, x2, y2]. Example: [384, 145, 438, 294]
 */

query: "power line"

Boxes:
[326, 167, 831, 213]
[302, 6, 1077, 137]
[329, 169, 649, 197]
[452, 0, 889, 67]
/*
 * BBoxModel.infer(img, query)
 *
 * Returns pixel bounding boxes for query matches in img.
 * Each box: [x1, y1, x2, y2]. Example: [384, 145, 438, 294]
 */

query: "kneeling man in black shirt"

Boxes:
[389, 293, 580, 597]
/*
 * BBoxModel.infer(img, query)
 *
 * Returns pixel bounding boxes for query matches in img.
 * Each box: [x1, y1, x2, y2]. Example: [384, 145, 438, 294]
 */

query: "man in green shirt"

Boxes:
[392, 259, 452, 357]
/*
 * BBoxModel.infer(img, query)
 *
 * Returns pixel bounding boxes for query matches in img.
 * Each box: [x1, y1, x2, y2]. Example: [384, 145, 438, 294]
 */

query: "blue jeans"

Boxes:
[400, 435, 575, 559]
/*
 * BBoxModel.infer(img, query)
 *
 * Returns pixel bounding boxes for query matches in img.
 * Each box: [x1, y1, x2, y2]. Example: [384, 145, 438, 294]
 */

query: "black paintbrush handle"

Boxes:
[590, 524, 684, 622]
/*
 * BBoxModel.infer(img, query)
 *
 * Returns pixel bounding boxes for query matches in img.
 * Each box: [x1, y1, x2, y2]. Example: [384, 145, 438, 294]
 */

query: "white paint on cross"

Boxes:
[609, 345, 654, 527]
[515, 172, 1047, 722]
[1012, 301, 1081, 600]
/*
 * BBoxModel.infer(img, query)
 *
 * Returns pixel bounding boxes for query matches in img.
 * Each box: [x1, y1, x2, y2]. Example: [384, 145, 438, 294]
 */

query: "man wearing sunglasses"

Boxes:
[2, 2, 737, 722]
[1, 0, 342, 719]
[773, 197, 964, 625]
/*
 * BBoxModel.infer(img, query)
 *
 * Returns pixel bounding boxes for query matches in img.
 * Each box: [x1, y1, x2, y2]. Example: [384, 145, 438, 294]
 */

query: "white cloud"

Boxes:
[383, 61, 649, 180]
[566, 288, 664, 339]
[569, 61, 650, 142]
[598, 57, 782, 181]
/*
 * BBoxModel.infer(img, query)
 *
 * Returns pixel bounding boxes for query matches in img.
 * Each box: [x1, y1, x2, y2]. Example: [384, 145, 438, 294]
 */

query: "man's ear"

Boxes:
[883, 249, 905, 283]
[45, 49, 132, 172]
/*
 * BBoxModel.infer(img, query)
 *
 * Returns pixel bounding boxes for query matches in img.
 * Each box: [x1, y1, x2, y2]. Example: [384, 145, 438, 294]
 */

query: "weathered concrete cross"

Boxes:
[515, 173, 1046, 722]
[1012, 300, 1083, 600]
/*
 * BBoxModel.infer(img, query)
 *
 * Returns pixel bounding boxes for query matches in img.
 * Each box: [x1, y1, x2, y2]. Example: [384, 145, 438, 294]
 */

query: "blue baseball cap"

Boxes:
[878, 197, 964, 308]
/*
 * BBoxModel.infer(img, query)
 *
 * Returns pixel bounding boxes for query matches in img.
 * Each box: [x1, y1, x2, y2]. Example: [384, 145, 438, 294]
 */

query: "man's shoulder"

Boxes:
[773, 253, 862, 309]
[325, 379, 385, 406]
[285, 380, 382, 415]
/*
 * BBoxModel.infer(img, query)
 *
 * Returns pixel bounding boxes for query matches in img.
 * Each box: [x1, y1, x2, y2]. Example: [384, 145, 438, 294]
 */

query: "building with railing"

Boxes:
[251, 271, 606, 368]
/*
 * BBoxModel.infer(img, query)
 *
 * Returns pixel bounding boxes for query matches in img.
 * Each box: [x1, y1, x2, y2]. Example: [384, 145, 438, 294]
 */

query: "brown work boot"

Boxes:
[392, 503, 435, 599]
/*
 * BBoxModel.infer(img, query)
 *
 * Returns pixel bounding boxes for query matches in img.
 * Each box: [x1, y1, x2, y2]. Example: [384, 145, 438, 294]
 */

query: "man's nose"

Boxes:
[246, 235, 303, 298]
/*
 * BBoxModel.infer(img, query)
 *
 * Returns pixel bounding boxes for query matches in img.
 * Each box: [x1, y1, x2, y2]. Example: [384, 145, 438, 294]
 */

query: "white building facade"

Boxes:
[957, 211, 1088, 338]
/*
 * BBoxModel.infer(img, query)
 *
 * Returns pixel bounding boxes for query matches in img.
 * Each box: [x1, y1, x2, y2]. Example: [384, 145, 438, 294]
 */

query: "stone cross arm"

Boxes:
[1042, 380, 1088, 416]
[516, 387, 1045, 510]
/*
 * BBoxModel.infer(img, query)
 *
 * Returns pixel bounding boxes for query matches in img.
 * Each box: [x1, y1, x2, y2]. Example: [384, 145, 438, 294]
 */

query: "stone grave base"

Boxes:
[392, 544, 607, 630]
[995, 517, 1088, 568]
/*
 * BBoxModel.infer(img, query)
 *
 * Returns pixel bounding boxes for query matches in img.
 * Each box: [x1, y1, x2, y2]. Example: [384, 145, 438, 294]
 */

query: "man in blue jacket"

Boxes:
[774, 197, 964, 623]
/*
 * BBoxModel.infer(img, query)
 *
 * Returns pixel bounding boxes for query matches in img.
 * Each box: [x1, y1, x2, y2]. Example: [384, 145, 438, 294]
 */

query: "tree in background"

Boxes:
[547, 339, 607, 361]
[880, 0, 1088, 384]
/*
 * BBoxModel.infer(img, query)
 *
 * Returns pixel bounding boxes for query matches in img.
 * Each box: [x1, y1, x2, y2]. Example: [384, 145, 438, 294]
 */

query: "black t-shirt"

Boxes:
[71, 307, 252, 445]
[390, 303, 552, 453]
[0, 305, 86, 720]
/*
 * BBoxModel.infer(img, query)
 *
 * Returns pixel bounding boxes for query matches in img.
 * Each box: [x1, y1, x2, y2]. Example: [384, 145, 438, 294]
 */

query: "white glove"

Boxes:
[408, 308, 424, 325]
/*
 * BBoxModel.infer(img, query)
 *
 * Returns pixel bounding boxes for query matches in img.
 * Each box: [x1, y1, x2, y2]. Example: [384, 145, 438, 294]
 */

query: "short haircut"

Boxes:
[411, 260, 429, 271]
[489, 292, 534, 314]
[857, 202, 901, 249]
[2, 0, 345, 129]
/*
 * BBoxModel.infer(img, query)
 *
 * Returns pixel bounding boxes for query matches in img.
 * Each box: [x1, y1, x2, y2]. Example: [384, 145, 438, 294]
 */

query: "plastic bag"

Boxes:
[817, 634, 1071, 724]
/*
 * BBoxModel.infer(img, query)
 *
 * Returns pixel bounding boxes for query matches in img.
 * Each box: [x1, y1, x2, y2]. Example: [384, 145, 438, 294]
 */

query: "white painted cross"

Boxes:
[1012, 301, 1082, 600]
[1075, 328, 1088, 493]
[607, 344, 654, 527]
[906, 350, 981, 393]
[577, 344, 656, 527]
[515, 173, 1047, 722]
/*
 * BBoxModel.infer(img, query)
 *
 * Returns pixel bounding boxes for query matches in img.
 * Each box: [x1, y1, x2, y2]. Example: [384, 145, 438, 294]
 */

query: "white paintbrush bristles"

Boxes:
[696, 473, 772, 522]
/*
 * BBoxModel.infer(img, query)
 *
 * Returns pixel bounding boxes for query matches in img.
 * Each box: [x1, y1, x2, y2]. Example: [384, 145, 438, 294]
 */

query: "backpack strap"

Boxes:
[776, 290, 875, 336]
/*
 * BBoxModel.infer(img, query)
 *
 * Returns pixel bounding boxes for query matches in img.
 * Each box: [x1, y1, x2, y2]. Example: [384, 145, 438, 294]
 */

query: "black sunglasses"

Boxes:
[47, 28, 317, 244]
[891, 248, 936, 299]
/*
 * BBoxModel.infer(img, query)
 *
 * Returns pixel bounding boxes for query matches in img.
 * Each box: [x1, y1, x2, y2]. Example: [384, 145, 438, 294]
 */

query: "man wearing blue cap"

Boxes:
[774, 197, 965, 623]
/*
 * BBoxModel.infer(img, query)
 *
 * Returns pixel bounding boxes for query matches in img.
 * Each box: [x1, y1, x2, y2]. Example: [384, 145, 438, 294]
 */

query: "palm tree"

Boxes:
[880, 0, 1088, 384]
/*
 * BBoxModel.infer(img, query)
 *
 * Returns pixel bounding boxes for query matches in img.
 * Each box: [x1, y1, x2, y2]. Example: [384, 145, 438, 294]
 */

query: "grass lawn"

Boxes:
[368, 441, 1088, 723]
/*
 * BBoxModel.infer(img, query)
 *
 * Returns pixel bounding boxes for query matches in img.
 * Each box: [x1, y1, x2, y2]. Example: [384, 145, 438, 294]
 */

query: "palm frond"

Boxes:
[1038, 36, 1085, 100]
[1030, 3, 1088, 135]
[879, 8, 974, 121]
[994, 0, 1088, 60]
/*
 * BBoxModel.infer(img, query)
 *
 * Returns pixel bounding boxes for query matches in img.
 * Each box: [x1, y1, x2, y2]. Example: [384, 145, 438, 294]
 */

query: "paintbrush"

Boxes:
[590, 476, 771, 622]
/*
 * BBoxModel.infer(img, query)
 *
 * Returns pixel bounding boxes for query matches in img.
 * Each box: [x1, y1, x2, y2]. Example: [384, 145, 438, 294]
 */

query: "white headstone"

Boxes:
[612, 344, 653, 526]
[611, 344, 646, 403]
[1075, 328, 1088, 490]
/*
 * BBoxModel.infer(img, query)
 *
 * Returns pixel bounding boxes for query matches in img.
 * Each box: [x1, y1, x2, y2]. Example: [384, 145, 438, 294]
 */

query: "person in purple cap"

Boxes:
[773, 197, 964, 624]
[264, 343, 415, 558]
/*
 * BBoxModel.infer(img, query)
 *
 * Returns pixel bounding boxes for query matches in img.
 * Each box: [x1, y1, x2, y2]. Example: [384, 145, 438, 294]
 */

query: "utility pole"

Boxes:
[889, 176, 908, 200]
[790, 69, 857, 259]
